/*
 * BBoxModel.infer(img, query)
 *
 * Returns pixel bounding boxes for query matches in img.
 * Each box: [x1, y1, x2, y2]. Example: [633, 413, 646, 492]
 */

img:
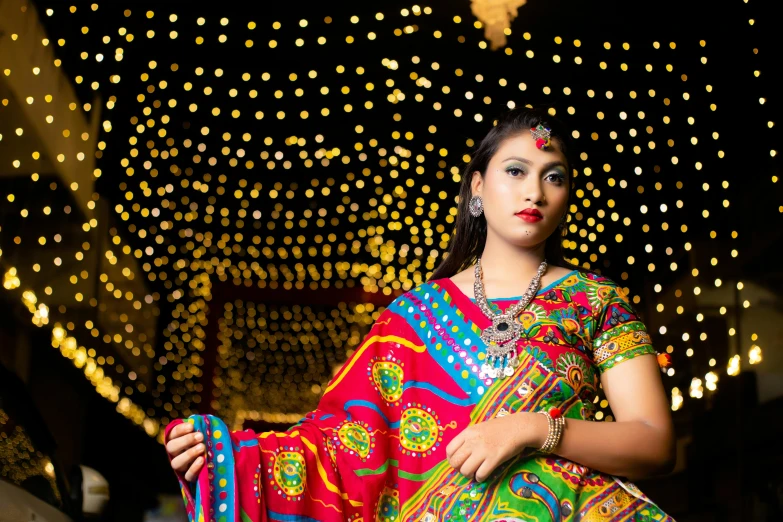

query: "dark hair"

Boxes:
[430, 106, 578, 281]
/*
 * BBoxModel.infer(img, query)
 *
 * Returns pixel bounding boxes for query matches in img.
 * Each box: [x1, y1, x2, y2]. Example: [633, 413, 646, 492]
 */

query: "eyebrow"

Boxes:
[502, 156, 567, 170]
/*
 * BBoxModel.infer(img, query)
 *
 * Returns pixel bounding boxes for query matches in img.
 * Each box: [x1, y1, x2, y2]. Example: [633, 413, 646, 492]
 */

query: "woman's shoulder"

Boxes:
[560, 267, 620, 288]
[561, 269, 632, 308]
[387, 278, 443, 305]
[377, 284, 427, 316]
[368, 285, 440, 338]
[380, 277, 454, 319]
[574, 269, 621, 287]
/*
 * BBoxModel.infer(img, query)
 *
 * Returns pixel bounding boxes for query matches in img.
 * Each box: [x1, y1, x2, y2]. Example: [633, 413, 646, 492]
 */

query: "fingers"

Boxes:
[447, 426, 477, 456]
[459, 453, 484, 481]
[449, 444, 495, 482]
[166, 430, 204, 458]
[445, 436, 464, 459]
[184, 456, 205, 482]
[448, 445, 471, 473]
[474, 459, 496, 483]
[170, 443, 205, 474]
[167, 422, 194, 442]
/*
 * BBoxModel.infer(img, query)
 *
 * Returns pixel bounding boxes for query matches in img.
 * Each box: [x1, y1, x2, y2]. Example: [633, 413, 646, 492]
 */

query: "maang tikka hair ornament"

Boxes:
[530, 123, 552, 150]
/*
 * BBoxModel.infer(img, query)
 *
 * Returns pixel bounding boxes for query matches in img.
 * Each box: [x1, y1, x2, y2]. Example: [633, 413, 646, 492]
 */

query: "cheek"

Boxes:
[483, 176, 515, 203]
[545, 185, 569, 211]
[483, 187, 515, 218]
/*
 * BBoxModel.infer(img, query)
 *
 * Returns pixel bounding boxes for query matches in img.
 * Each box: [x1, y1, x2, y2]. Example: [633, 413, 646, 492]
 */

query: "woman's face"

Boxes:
[472, 131, 570, 249]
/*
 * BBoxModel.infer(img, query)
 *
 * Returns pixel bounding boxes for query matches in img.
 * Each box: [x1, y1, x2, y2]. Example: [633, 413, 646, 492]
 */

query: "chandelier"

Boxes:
[471, 0, 528, 50]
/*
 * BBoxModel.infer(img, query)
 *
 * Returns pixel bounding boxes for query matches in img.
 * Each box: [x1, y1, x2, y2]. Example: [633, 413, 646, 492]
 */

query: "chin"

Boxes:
[505, 232, 552, 249]
[508, 224, 558, 246]
[488, 220, 558, 249]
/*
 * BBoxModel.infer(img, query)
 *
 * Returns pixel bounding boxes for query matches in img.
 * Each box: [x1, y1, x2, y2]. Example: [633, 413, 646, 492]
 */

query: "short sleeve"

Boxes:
[591, 281, 656, 374]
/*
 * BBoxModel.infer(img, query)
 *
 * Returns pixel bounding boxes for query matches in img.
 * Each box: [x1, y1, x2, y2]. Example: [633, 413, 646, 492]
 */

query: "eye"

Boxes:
[506, 167, 525, 177]
[545, 171, 566, 184]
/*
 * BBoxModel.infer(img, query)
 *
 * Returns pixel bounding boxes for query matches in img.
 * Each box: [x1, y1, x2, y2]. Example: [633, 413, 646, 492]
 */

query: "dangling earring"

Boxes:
[468, 195, 484, 217]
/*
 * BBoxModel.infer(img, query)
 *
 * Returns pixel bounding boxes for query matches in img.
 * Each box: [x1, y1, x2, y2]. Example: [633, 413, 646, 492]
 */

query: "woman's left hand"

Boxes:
[445, 412, 546, 483]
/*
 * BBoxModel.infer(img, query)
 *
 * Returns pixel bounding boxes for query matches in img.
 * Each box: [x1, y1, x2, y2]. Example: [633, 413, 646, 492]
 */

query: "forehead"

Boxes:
[492, 131, 567, 166]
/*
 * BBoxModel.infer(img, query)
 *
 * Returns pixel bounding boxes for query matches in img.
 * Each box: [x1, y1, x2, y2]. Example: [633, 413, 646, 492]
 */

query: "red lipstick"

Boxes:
[515, 208, 543, 223]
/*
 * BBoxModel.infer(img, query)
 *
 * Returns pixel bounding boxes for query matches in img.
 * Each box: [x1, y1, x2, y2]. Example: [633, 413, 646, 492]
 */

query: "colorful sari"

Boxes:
[166, 270, 675, 521]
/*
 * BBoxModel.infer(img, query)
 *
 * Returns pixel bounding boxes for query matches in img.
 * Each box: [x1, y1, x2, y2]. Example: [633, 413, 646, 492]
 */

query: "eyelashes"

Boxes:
[506, 167, 566, 185]
[545, 172, 567, 184]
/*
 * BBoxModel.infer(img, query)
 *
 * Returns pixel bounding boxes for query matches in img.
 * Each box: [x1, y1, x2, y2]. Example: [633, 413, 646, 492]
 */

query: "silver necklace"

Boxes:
[474, 258, 548, 380]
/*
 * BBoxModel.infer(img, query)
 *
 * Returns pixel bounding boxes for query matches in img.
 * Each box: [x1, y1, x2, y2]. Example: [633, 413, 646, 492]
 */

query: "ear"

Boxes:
[470, 170, 483, 197]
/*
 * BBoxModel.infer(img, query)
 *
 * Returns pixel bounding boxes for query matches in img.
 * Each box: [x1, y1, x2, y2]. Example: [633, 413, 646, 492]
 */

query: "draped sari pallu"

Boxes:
[166, 272, 675, 522]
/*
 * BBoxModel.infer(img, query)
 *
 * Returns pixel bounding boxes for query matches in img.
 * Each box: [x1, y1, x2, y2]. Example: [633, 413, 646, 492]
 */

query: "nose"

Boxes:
[522, 173, 544, 204]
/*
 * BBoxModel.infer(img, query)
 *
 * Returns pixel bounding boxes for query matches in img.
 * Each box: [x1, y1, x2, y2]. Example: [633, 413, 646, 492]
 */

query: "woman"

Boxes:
[164, 108, 676, 521]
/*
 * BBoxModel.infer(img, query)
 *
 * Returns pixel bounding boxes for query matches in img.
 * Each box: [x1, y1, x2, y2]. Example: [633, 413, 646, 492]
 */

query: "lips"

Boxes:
[515, 208, 543, 222]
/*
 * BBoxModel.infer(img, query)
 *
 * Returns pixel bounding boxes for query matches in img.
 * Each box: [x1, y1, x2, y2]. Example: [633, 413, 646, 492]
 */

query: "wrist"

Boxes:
[529, 411, 550, 448]
[515, 411, 549, 449]
[537, 409, 567, 455]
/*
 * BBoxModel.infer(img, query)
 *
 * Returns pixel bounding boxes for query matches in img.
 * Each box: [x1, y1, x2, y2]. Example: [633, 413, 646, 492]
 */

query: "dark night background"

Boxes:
[2, 0, 782, 520]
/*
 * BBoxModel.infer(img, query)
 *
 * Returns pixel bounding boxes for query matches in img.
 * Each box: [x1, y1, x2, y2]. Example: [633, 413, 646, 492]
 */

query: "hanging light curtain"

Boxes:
[470, 0, 527, 50]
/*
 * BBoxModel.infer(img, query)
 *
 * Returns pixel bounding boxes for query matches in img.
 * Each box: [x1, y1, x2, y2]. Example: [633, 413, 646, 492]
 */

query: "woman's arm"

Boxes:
[163, 304, 428, 522]
[519, 353, 675, 481]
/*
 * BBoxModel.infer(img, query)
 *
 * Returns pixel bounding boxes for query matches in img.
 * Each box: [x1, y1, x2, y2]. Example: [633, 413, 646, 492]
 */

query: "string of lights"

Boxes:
[1, 1, 778, 437]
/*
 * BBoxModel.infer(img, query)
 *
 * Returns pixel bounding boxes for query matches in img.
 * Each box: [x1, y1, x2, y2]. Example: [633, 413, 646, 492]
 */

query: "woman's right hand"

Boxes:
[165, 422, 206, 481]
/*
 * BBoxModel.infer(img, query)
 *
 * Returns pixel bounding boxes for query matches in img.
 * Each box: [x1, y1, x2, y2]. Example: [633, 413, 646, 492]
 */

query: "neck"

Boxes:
[478, 229, 547, 280]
